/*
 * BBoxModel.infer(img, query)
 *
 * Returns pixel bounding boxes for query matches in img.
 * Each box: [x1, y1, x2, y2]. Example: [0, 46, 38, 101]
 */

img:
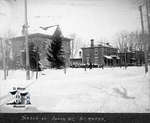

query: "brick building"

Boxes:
[82, 39, 119, 67]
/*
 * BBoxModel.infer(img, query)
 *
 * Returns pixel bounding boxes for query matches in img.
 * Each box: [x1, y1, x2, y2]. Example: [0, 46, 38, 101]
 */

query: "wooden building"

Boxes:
[8, 32, 71, 69]
[118, 51, 145, 66]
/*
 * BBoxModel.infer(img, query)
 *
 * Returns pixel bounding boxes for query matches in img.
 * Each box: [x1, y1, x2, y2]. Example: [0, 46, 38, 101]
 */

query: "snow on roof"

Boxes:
[104, 55, 112, 59]
[10, 33, 71, 42]
[82, 42, 115, 49]
[98, 42, 113, 48]
[10, 33, 51, 40]
[111, 55, 120, 59]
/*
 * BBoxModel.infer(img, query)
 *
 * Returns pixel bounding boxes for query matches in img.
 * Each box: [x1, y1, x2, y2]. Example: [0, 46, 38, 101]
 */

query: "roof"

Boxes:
[82, 46, 117, 50]
[111, 55, 120, 59]
[104, 55, 112, 59]
[10, 33, 51, 41]
[10, 33, 71, 42]
[98, 43, 113, 48]
[70, 58, 82, 60]
[104, 55, 120, 59]
[82, 42, 116, 49]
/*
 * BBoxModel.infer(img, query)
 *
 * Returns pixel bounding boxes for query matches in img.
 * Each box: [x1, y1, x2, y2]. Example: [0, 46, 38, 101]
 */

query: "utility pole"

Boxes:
[145, 0, 150, 111]
[146, 0, 150, 71]
[124, 41, 128, 69]
[36, 45, 39, 79]
[2, 39, 7, 80]
[63, 43, 67, 75]
[146, 0, 150, 35]
[64, 55, 66, 74]
[102, 42, 104, 68]
[24, 0, 30, 80]
[139, 5, 148, 73]
[71, 39, 74, 66]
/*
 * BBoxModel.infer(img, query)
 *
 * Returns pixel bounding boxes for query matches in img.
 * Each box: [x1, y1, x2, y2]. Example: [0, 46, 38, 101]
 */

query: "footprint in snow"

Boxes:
[113, 87, 135, 99]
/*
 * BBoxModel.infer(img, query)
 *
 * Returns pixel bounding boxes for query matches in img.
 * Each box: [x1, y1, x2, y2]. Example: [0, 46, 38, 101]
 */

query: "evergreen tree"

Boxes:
[47, 26, 65, 69]
[22, 42, 41, 71]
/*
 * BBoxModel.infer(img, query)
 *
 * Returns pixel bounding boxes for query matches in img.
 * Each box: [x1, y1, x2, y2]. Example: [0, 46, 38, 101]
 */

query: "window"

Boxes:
[94, 48, 98, 55]
[79, 51, 82, 57]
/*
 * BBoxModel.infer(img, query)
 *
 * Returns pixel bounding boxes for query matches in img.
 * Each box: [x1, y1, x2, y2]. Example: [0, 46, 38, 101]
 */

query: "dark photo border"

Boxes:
[0, 113, 150, 123]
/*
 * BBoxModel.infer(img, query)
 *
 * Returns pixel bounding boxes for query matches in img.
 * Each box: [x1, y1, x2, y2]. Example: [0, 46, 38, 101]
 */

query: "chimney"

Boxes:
[106, 43, 109, 45]
[90, 39, 94, 47]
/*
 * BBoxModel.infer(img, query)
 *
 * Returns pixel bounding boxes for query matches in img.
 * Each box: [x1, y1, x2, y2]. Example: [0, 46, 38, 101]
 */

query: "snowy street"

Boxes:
[0, 66, 150, 112]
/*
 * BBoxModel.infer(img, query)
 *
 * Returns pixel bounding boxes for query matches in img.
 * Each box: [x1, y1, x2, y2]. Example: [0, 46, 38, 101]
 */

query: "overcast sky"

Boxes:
[0, 0, 143, 44]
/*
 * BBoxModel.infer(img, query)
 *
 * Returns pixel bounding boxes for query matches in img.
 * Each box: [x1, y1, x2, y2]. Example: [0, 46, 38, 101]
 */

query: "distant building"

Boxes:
[82, 39, 119, 66]
[148, 45, 150, 64]
[70, 50, 82, 67]
[9, 31, 71, 69]
[118, 51, 145, 66]
[70, 58, 82, 67]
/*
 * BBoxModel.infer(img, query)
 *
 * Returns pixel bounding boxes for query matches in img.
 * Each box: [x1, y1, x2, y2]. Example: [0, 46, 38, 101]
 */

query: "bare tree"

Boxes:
[127, 31, 145, 51]
[115, 31, 129, 53]
[115, 31, 145, 52]
[115, 31, 146, 68]
[130, 0, 145, 6]
[3, 30, 16, 77]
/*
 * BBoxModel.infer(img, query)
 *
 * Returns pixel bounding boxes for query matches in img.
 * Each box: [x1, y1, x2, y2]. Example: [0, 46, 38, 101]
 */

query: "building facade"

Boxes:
[82, 39, 119, 67]
[8, 33, 71, 69]
[118, 51, 145, 66]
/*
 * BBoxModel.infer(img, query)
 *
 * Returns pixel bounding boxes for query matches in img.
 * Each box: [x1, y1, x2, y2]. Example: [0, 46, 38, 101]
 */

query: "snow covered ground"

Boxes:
[0, 66, 150, 113]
